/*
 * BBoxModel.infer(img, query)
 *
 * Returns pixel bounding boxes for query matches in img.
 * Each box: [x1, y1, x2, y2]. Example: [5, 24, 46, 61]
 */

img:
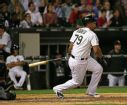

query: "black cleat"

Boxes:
[56, 92, 64, 99]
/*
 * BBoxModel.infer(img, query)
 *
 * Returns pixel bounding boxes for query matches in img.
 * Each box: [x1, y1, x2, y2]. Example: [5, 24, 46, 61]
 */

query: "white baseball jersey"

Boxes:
[6, 55, 27, 88]
[6, 55, 24, 71]
[0, 32, 11, 53]
[70, 27, 99, 58]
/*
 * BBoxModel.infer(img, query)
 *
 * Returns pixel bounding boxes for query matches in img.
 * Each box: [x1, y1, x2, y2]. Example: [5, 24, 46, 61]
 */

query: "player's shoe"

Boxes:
[87, 93, 101, 98]
[14, 84, 23, 90]
[56, 91, 64, 99]
[53, 87, 64, 99]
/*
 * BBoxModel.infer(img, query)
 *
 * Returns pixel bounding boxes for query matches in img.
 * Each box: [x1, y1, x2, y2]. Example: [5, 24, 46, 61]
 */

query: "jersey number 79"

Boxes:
[74, 34, 83, 45]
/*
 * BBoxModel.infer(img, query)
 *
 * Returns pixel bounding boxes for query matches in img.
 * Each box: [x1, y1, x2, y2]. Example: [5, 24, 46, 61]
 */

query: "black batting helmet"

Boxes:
[11, 44, 19, 53]
[82, 15, 95, 25]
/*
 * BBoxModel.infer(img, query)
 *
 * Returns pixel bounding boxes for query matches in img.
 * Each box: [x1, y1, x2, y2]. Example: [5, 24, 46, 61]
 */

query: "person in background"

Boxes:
[52, 0, 65, 26]
[19, 13, 32, 28]
[0, 2, 10, 28]
[38, 0, 48, 15]
[107, 40, 126, 87]
[62, 0, 73, 26]
[49, 52, 70, 88]
[0, 24, 11, 60]
[43, 3, 58, 27]
[6, 44, 27, 89]
[93, 0, 102, 21]
[108, 9, 125, 27]
[97, 9, 108, 28]
[26, 1, 43, 27]
[68, 4, 79, 26]
[9, 3, 24, 28]
[102, 1, 113, 24]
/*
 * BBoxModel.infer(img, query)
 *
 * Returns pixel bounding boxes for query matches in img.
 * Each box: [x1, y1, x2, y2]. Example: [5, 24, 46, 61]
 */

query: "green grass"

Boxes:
[16, 86, 127, 94]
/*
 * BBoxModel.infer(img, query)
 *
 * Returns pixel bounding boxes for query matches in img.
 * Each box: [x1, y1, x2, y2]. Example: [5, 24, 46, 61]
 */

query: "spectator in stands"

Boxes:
[10, 3, 24, 28]
[43, 3, 58, 27]
[68, 4, 79, 25]
[20, 13, 32, 28]
[0, 2, 10, 28]
[97, 9, 108, 28]
[38, 0, 48, 15]
[102, 0, 113, 24]
[19, 0, 29, 11]
[107, 40, 126, 87]
[108, 9, 125, 27]
[93, 0, 102, 21]
[52, 0, 65, 26]
[78, 0, 86, 12]
[62, 0, 73, 25]
[9, 13, 20, 28]
[26, 1, 43, 27]
[49, 52, 70, 87]
[6, 44, 27, 89]
[0, 24, 11, 60]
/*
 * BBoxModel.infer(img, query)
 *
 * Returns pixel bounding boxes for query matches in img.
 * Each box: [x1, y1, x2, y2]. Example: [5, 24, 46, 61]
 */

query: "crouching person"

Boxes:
[6, 44, 27, 89]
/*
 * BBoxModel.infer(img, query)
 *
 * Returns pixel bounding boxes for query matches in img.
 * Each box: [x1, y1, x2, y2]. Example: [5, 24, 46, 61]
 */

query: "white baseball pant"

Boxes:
[107, 74, 125, 87]
[9, 69, 27, 87]
[53, 56, 103, 95]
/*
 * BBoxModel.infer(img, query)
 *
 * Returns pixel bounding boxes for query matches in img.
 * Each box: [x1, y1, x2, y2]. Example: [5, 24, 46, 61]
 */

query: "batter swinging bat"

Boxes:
[29, 57, 65, 67]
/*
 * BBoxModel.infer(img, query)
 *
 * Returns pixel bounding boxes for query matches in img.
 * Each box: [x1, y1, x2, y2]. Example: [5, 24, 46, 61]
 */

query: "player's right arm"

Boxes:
[91, 33, 107, 67]
[67, 42, 73, 55]
[90, 32, 103, 58]
[92, 45, 103, 58]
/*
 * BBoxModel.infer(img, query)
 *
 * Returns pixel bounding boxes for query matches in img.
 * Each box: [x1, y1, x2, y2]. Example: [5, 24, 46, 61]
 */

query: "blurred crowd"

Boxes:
[0, 0, 127, 29]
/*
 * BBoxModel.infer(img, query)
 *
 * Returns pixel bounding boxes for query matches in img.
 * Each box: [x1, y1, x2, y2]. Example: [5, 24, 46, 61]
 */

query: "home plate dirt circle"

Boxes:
[1, 93, 127, 105]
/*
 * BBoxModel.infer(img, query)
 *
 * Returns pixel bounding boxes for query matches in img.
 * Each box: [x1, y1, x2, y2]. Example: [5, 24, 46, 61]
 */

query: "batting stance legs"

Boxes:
[53, 57, 103, 97]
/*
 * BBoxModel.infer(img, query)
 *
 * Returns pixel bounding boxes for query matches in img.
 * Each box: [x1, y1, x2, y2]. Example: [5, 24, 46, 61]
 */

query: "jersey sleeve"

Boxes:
[1, 33, 10, 45]
[18, 55, 24, 61]
[70, 31, 76, 43]
[90, 33, 99, 46]
[6, 57, 11, 64]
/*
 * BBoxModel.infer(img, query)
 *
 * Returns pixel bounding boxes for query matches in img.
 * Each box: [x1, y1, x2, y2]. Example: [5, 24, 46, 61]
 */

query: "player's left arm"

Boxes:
[92, 45, 103, 58]
[93, 45, 107, 67]
[15, 56, 26, 66]
[91, 33, 107, 67]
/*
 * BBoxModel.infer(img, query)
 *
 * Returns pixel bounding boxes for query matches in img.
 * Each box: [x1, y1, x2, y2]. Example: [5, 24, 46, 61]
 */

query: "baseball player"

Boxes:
[107, 40, 126, 87]
[53, 15, 105, 98]
[6, 44, 27, 89]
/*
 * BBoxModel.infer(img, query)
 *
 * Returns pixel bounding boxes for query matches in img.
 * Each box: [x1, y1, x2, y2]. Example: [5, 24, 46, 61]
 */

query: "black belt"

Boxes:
[71, 55, 87, 60]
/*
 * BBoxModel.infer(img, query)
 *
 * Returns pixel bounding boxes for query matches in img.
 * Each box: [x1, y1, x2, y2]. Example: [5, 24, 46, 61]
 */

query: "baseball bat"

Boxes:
[29, 57, 65, 67]
[29, 61, 48, 67]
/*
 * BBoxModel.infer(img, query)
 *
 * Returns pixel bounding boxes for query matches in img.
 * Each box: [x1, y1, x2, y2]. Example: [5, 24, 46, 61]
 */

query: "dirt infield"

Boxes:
[1, 93, 127, 105]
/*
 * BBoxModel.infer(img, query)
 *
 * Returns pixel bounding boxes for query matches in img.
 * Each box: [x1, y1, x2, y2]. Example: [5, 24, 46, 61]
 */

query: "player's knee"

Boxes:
[72, 80, 82, 87]
[22, 71, 27, 78]
[24, 71, 27, 75]
[95, 65, 103, 74]
[8, 71, 13, 77]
